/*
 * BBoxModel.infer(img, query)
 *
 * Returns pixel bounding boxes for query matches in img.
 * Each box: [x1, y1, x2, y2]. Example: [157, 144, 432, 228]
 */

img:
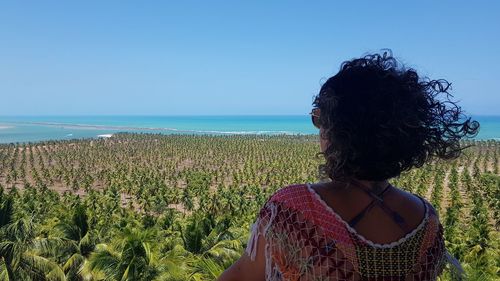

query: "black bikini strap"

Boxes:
[348, 181, 412, 233]
[348, 182, 391, 227]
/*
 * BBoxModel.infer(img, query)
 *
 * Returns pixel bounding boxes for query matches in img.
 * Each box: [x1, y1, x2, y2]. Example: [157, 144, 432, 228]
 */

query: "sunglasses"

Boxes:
[310, 108, 321, 129]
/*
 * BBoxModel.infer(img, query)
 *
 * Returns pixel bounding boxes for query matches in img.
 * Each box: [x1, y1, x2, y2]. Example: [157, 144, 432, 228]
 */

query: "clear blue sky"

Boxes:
[1, 1, 499, 116]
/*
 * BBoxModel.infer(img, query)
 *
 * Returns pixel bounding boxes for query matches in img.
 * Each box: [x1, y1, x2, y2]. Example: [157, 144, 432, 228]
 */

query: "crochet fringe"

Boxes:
[245, 203, 278, 261]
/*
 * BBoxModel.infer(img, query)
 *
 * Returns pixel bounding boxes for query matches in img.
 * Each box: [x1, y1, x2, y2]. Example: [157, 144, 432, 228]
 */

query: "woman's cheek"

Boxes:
[320, 128, 329, 153]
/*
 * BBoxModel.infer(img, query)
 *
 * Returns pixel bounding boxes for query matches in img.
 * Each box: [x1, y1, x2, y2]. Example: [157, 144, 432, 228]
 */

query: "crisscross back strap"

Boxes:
[348, 181, 412, 234]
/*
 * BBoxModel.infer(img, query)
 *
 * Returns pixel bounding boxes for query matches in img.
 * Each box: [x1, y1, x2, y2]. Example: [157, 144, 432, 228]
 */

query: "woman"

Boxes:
[219, 51, 479, 281]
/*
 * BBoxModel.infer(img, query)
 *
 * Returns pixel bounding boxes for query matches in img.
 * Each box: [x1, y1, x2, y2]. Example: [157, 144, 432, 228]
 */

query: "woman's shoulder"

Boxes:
[401, 192, 445, 263]
[401, 193, 453, 278]
[392, 188, 443, 241]
[268, 183, 310, 201]
[264, 183, 317, 211]
[405, 191, 441, 225]
[392, 186, 441, 222]
[254, 183, 320, 221]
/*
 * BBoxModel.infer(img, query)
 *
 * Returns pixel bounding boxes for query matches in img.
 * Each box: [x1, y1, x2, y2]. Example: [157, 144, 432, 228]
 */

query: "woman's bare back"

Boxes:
[310, 180, 427, 245]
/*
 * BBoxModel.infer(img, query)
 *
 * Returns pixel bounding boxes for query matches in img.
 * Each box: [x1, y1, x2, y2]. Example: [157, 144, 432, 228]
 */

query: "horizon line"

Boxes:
[1, 113, 499, 117]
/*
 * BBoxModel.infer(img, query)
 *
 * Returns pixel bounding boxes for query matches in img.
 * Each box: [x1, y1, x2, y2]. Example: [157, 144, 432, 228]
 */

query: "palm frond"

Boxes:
[0, 258, 10, 281]
[87, 246, 121, 280]
[0, 196, 14, 229]
[20, 253, 66, 281]
[62, 252, 85, 272]
[189, 257, 225, 281]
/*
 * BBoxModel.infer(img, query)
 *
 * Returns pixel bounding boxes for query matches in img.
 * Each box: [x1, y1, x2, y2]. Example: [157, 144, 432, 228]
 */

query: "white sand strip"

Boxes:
[97, 134, 113, 138]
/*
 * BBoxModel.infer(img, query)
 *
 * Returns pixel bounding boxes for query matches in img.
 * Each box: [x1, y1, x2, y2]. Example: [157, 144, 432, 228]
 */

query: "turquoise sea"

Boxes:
[0, 115, 499, 144]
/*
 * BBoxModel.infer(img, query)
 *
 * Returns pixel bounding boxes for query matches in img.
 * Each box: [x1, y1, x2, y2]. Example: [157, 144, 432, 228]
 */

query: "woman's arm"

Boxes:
[217, 231, 267, 281]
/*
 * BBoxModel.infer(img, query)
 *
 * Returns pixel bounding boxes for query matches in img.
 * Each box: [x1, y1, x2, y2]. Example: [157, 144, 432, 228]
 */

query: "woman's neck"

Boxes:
[326, 178, 390, 193]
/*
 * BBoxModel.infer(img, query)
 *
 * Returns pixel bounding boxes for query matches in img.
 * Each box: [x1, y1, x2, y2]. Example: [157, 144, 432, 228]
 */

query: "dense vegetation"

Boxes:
[0, 133, 498, 280]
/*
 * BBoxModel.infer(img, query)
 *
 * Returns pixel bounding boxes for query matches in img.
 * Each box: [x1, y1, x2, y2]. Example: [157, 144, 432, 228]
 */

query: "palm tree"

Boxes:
[0, 195, 14, 280]
[153, 244, 191, 281]
[0, 216, 65, 281]
[85, 229, 158, 281]
[189, 257, 227, 281]
[178, 213, 242, 267]
[0, 195, 14, 230]
[52, 204, 97, 281]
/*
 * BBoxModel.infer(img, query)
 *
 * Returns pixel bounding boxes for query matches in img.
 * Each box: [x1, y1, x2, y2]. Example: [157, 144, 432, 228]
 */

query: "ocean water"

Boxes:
[0, 115, 499, 144]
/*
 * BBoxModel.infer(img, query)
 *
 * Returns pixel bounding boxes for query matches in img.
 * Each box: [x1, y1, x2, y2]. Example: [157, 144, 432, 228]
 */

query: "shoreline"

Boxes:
[1, 115, 499, 143]
[10, 121, 301, 135]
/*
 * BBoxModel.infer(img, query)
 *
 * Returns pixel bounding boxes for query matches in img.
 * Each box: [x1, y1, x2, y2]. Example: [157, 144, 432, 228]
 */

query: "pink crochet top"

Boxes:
[245, 183, 457, 281]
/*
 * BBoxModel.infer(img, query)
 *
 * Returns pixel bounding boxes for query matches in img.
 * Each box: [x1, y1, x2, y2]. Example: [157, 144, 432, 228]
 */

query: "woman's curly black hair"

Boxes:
[313, 50, 480, 181]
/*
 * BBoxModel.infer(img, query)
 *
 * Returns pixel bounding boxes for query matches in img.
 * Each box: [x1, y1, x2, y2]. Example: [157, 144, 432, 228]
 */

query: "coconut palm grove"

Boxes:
[0, 133, 498, 280]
